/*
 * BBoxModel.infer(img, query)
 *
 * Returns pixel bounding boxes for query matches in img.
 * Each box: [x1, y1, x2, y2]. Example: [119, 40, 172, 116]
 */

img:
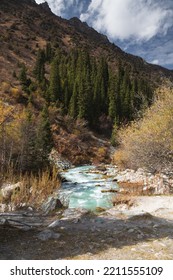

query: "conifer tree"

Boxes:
[19, 65, 27, 85]
[34, 49, 45, 83]
[45, 43, 53, 62]
[108, 74, 117, 121]
[19, 64, 31, 93]
[69, 81, 78, 118]
[48, 56, 61, 103]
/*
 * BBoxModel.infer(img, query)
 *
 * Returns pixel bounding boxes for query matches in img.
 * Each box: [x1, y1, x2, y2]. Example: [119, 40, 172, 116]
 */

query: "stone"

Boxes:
[112, 178, 118, 182]
[129, 212, 153, 221]
[97, 165, 107, 172]
[62, 208, 89, 220]
[1, 182, 21, 201]
[0, 218, 9, 226]
[37, 229, 61, 241]
[27, 206, 34, 211]
[48, 220, 60, 228]
[42, 197, 63, 214]
[49, 149, 72, 170]
[73, 218, 81, 223]
[128, 228, 135, 233]
[0, 203, 8, 212]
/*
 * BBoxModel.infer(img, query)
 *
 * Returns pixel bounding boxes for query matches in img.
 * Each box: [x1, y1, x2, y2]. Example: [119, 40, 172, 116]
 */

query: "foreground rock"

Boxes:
[1, 196, 173, 259]
[0, 182, 21, 202]
[41, 196, 63, 215]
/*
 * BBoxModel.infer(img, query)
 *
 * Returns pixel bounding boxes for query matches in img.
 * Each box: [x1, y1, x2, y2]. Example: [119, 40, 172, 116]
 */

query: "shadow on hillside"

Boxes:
[0, 211, 173, 260]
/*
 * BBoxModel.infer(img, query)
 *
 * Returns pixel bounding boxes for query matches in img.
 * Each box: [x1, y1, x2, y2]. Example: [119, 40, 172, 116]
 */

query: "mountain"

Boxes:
[0, 0, 173, 87]
[0, 0, 173, 168]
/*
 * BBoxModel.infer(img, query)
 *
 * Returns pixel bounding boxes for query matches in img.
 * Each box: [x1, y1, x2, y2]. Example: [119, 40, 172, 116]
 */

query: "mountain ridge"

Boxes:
[0, 0, 173, 87]
[0, 0, 173, 173]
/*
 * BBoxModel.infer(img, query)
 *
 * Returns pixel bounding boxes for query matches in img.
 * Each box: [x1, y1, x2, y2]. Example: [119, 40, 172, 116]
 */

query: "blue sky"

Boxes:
[36, 0, 173, 69]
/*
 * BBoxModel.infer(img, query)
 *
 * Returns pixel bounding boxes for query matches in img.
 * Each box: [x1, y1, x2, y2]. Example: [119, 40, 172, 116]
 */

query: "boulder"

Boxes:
[0, 218, 9, 226]
[1, 182, 21, 201]
[49, 149, 72, 170]
[42, 197, 63, 214]
[37, 229, 61, 241]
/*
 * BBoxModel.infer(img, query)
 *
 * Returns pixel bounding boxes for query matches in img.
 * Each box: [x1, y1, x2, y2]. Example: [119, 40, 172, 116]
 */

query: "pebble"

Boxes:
[128, 228, 135, 233]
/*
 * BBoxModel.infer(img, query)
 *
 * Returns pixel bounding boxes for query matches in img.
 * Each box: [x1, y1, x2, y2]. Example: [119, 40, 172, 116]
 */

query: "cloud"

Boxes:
[121, 33, 173, 69]
[35, 0, 86, 18]
[147, 40, 173, 68]
[35, 0, 173, 69]
[80, 0, 173, 41]
[151, 59, 159, 65]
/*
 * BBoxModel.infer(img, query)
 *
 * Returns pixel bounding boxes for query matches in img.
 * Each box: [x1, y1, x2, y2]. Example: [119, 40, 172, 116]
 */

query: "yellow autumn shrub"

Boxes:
[113, 86, 173, 172]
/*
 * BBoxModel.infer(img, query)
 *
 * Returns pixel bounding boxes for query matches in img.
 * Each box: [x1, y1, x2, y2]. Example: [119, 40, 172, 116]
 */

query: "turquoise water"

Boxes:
[58, 165, 118, 211]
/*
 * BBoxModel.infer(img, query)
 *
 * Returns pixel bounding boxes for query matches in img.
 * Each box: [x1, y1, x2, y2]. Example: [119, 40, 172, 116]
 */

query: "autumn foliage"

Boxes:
[113, 86, 173, 173]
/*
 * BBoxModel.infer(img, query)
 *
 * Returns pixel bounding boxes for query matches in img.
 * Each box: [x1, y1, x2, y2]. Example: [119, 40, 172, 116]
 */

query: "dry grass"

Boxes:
[111, 180, 156, 208]
[0, 167, 61, 208]
[112, 193, 134, 208]
[118, 182, 144, 195]
[12, 167, 61, 207]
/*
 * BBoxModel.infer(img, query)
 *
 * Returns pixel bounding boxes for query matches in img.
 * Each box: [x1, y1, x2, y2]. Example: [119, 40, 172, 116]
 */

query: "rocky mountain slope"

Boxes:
[0, 0, 173, 88]
[0, 0, 173, 166]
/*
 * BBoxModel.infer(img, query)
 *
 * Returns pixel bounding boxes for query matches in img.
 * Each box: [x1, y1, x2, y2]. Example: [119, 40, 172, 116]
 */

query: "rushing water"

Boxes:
[58, 165, 119, 211]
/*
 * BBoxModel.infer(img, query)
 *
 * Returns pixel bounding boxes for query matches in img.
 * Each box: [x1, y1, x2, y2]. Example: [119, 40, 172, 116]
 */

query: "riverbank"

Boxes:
[1, 164, 173, 260]
[1, 195, 173, 260]
[1, 162, 173, 212]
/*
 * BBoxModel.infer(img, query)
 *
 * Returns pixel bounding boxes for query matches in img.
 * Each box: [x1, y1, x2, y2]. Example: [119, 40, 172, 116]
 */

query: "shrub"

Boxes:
[1, 82, 11, 93]
[113, 87, 173, 172]
[112, 194, 134, 208]
[0, 167, 61, 207]
[11, 167, 61, 207]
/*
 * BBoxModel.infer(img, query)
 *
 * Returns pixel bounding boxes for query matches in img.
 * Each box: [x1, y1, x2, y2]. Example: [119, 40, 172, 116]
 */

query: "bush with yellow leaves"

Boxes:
[113, 86, 173, 173]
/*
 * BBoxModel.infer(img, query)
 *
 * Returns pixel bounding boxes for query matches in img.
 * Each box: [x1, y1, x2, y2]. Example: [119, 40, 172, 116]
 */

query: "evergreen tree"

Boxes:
[63, 79, 70, 113]
[19, 65, 27, 85]
[69, 81, 78, 118]
[45, 43, 53, 62]
[48, 56, 61, 103]
[95, 58, 109, 115]
[108, 73, 117, 121]
[34, 49, 45, 83]
[111, 119, 118, 146]
[19, 64, 31, 93]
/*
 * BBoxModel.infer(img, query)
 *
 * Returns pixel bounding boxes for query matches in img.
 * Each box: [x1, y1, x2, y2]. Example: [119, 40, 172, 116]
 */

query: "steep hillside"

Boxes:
[0, 0, 173, 167]
[0, 0, 173, 86]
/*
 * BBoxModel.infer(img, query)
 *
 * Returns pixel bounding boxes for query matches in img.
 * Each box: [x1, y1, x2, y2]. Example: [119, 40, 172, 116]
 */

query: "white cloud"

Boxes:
[35, 0, 173, 68]
[80, 0, 173, 41]
[35, 0, 45, 3]
[35, 0, 82, 17]
[151, 59, 159, 65]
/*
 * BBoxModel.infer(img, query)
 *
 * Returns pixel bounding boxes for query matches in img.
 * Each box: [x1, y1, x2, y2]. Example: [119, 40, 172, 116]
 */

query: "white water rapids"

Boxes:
[58, 165, 119, 211]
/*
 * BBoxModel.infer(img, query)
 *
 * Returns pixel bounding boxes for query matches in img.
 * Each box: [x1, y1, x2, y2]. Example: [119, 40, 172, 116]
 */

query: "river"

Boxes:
[58, 165, 119, 211]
